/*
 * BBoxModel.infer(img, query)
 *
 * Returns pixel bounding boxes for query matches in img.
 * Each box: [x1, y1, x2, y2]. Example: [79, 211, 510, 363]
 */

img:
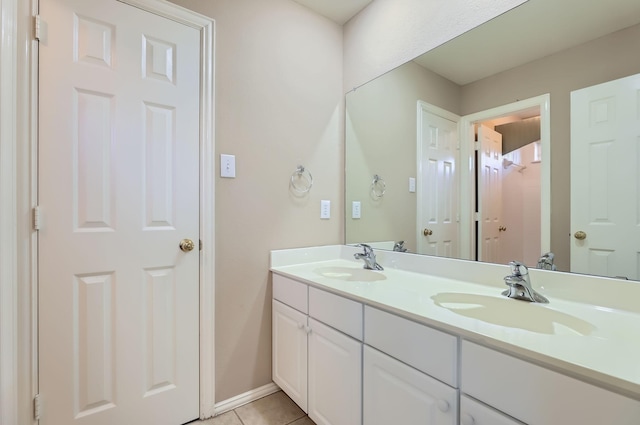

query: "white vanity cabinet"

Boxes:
[363, 306, 458, 425]
[461, 341, 640, 425]
[272, 274, 363, 425]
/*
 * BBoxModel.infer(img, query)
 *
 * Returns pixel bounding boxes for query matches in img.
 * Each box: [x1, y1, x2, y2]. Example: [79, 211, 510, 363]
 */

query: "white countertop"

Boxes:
[270, 246, 640, 400]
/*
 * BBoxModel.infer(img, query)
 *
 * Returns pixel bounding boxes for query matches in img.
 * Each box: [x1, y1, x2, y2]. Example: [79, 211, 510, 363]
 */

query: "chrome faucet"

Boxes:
[354, 244, 384, 271]
[502, 261, 548, 303]
[393, 240, 408, 252]
[536, 252, 557, 270]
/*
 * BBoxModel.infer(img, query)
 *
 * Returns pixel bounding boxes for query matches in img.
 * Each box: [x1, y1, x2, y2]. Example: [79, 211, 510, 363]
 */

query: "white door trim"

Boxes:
[0, 0, 20, 423]
[458, 94, 551, 261]
[0, 0, 216, 422]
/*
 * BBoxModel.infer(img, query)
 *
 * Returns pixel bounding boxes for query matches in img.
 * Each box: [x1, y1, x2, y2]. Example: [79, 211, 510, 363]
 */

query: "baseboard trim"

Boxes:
[214, 382, 281, 416]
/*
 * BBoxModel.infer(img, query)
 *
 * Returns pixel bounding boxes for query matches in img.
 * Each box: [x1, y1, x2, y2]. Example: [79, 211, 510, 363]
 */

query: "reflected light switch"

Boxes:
[320, 200, 331, 219]
[409, 177, 416, 193]
[352, 201, 361, 219]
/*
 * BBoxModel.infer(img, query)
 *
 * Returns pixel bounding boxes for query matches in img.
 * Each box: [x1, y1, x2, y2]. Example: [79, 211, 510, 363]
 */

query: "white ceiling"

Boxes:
[414, 0, 640, 85]
[292, 0, 372, 24]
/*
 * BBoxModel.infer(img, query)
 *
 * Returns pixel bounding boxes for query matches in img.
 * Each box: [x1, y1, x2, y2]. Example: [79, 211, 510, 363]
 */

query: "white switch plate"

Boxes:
[409, 177, 416, 193]
[320, 200, 331, 219]
[352, 201, 361, 219]
[221, 154, 236, 178]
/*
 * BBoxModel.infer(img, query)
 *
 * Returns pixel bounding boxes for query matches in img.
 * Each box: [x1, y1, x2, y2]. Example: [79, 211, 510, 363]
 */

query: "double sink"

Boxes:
[314, 264, 596, 336]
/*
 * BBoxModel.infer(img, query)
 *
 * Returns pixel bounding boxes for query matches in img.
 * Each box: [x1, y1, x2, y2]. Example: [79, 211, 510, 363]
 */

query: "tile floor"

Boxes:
[195, 391, 315, 425]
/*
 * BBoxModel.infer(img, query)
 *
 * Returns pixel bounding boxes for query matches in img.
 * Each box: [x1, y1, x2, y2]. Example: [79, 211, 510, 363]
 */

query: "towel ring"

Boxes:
[371, 174, 386, 199]
[290, 165, 313, 194]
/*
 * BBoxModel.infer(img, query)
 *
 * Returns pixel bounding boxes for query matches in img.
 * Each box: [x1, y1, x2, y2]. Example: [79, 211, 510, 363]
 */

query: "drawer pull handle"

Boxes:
[437, 400, 450, 412]
[460, 413, 475, 425]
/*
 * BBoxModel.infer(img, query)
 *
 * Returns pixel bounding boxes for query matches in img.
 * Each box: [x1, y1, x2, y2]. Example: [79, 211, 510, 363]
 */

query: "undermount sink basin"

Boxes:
[431, 292, 596, 336]
[314, 266, 387, 282]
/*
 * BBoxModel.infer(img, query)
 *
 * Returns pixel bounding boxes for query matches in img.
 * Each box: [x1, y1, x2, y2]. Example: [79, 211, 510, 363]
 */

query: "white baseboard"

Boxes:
[213, 382, 281, 416]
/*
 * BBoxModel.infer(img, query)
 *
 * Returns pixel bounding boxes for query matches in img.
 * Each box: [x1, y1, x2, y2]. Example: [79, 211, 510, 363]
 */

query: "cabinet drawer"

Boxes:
[273, 273, 308, 313]
[461, 341, 640, 425]
[364, 306, 458, 387]
[309, 287, 363, 340]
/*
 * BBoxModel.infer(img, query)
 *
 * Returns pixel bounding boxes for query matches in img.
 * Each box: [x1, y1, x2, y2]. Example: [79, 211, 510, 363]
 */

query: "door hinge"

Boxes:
[33, 206, 41, 231]
[199, 239, 202, 251]
[34, 394, 41, 420]
[34, 15, 47, 43]
[475, 212, 480, 222]
[474, 141, 480, 151]
[34, 15, 41, 41]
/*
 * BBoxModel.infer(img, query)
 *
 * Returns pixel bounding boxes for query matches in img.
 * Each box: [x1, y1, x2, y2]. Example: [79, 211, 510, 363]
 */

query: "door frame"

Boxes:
[0, 0, 216, 422]
[458, 94, 551, 261]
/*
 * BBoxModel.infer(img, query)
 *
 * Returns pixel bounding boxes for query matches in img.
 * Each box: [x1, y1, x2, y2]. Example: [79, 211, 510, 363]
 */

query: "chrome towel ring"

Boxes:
[371, 174, 386, 199]
[290, 165, 313, 194]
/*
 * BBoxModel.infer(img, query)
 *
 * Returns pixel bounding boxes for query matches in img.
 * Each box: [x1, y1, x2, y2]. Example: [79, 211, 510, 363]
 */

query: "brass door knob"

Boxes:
[423, 228, 433, 236]
[179, 239, 195, 252]
[574, 231, 587, 240]
[499, 226, 507, 232]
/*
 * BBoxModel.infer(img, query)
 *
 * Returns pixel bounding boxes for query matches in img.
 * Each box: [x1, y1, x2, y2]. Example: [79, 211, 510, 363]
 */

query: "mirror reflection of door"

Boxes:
[476, 118, 543, 266]
[477, 125, 503, 263]
[416, 101, 460, 257]
[570, 72, 640, 280]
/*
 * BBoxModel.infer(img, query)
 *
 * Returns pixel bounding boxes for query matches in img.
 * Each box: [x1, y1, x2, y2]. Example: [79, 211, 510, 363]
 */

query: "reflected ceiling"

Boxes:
[416, 0, 640, 85]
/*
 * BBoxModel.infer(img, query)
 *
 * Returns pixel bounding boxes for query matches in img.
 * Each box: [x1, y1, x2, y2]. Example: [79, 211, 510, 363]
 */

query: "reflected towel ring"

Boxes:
[371, 174, 386, 199]
[290, 165, 313, 194]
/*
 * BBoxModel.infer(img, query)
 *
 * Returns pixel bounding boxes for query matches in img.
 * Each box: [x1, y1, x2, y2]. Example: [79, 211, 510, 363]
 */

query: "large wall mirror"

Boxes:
[345, 0, 640, 279]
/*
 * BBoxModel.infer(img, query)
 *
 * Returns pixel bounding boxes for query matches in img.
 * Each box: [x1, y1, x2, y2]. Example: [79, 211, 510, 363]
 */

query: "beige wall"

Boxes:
[166, 0, 532, 405]
[345, 61, 460, 251]
[460, 23, 640, 271]
[169, 0, 343, 402]
[343, 0, 527, 90]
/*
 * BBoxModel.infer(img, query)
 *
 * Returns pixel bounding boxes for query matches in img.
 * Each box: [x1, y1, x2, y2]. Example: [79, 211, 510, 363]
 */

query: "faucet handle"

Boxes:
[356, 243, 373, 254]
[393, 241, 407, 252]
[509, 261, 528, 276]
[536, 252, 556, 270]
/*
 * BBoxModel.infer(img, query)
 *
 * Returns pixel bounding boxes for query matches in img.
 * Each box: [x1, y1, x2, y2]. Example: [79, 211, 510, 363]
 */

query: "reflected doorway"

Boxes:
[475, 121, 542, 265]
[459, 94, 551, 266]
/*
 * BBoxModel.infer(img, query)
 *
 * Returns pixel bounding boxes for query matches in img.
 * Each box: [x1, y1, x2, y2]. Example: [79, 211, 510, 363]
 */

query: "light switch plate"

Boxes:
[409, 177, 416, 193]
[352, 201, 361, 219]
[221, 154, 236, 178]
[320, 200, 331, 219]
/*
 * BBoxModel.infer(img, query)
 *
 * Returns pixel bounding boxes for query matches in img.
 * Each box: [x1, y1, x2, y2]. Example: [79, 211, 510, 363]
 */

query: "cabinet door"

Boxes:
[308, 318, 362, 425]
[273, 300, 308, 412]
[363, 346, 457, 425]
[460, 396, 524, 425]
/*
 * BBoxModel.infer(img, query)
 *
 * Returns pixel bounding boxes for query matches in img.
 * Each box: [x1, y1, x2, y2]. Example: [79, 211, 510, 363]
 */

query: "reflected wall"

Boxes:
[346, 22, 640, 272]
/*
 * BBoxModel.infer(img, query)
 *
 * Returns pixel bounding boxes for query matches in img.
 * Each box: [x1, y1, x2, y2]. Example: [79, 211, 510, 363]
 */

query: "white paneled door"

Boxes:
[417, 102, 460, 257]
[477, 125, 503, 263]
[571, 73, 640, 279]
[38, 0, 201, 424]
